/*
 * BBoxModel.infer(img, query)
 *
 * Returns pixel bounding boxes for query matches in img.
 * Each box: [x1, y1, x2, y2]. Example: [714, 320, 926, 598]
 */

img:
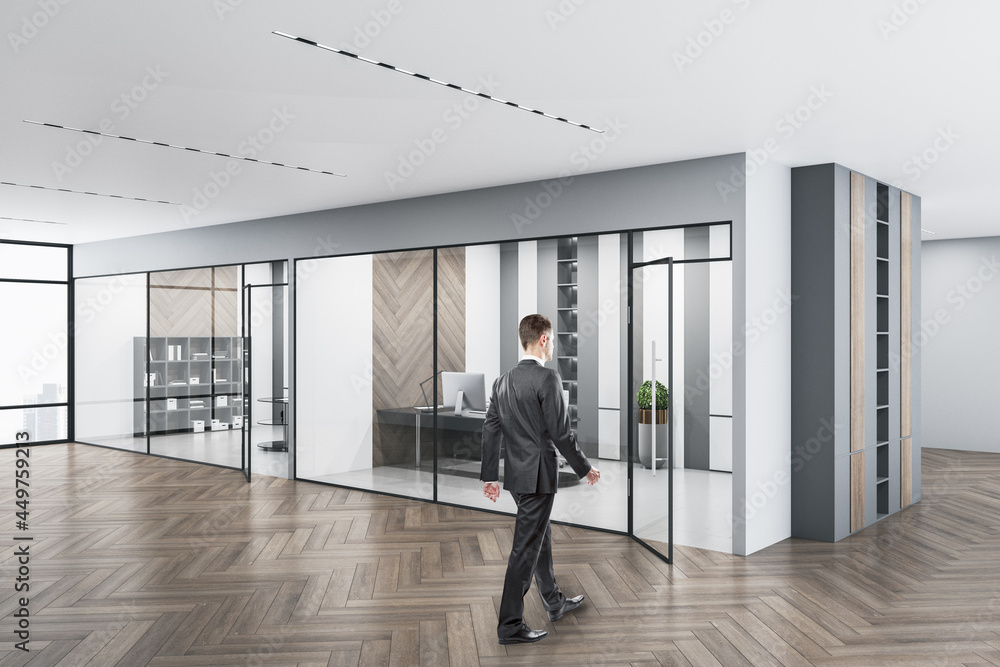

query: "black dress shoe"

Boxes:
[547, 594, 585, 621]
[498, 624, 548, 644]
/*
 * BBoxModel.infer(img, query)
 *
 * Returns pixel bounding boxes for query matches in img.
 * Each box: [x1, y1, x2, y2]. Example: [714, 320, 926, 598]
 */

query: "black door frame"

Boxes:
[627, 236, 675, 564]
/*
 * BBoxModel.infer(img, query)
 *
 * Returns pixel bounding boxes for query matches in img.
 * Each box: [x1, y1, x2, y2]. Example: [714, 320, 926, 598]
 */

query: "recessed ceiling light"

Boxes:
[24, 120, 346, 177]
[921, 228, 937, 235]
[272, 31, 604, 134]
[1, 180, 180, 205]
[0, 216, 67, 225]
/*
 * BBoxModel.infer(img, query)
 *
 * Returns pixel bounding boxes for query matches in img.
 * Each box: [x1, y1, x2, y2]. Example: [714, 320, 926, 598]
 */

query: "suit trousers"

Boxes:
[497, 491, 566, 638]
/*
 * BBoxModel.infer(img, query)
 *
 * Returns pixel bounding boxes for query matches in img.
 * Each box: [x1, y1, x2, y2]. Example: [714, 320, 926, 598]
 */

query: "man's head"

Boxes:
[519, 314, 554, 361]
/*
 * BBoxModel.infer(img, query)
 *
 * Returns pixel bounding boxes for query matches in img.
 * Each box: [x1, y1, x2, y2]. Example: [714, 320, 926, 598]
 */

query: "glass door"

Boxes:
[629, 243, 674, 562]
[242, 264, 289, 478]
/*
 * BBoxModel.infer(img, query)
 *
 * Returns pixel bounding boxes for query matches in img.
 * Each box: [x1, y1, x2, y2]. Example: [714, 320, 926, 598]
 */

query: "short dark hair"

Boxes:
[519, 314, 552, 349]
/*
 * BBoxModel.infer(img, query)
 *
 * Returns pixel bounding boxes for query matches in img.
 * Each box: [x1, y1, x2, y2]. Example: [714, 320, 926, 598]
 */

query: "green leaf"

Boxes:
[636, 380, 669, 410]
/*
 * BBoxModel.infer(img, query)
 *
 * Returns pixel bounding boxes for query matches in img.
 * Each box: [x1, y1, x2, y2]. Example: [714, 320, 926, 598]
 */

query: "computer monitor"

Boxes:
[441, 372, 486, 415]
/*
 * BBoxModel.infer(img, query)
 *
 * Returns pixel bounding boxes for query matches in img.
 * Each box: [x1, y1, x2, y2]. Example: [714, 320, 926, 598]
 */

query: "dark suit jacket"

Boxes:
[480, 359, 592, 494]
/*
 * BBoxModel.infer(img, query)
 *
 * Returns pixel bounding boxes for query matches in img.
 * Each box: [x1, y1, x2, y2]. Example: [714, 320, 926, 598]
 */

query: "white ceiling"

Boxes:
[1, 0, 997, 245]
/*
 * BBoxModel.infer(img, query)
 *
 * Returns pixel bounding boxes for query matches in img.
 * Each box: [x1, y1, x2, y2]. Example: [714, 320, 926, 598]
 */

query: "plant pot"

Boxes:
[637, 409, 668, 469]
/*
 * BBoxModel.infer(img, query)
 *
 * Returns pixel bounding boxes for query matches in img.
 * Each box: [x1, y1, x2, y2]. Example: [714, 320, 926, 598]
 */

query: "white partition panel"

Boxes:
[297, 255, 373, 477]
[466, 244, 501, 392]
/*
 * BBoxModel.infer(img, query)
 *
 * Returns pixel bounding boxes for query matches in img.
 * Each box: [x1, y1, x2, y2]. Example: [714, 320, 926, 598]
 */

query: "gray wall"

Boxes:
[75, 156, 746, 278]
[921, 236, 1000, 454]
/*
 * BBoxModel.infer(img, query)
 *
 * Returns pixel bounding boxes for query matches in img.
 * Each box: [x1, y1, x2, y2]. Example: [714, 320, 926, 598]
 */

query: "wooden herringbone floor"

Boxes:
[1, 445, 999, 666]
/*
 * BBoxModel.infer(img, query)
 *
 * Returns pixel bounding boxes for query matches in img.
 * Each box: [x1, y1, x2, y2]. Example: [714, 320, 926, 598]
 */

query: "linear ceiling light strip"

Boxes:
[0, 216, 66, 225]
[272, 31, 604, 134]
[23, 120, 346, 178]
[0, 181, 180, 205]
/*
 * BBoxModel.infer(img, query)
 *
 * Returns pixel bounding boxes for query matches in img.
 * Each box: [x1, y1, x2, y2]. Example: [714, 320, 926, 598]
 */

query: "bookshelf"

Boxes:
[134, 336, 244, 435]
[791, 164, 920, 542]
[556, 237, 580, 430]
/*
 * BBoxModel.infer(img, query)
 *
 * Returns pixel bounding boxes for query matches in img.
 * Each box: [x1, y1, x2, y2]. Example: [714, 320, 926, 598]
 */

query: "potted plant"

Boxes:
[637, 380, 668, 469]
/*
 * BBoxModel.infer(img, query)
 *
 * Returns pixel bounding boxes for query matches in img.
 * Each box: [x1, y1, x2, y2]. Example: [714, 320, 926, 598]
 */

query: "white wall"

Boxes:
[296, 254, 373, 476]
[921, 237, 1000, 453]
[739, 158, 792, 555]
[598, 234, 621, 459]
[466, 244, 501, 392]
[516, 240, 538, 360]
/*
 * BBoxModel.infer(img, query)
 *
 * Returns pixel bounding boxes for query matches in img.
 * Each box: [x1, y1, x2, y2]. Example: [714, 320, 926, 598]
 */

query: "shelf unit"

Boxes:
[875, 182, 891, 519]
[556, 237, 580, 429]
[134, 336, 244, 435]
[791, 163, 921, 543]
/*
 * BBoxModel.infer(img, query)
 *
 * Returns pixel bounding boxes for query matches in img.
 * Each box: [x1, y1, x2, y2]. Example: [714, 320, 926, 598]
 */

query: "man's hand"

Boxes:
[585, 467, 601, 485]
[483, 481, 500, 502]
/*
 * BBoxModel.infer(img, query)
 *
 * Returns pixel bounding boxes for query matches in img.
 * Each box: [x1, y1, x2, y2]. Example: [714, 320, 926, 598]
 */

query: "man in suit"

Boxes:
[481, 313, 601, 645]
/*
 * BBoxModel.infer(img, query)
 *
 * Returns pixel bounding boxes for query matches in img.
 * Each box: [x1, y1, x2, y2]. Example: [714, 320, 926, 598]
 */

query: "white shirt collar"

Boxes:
[521, 354, 545, 366]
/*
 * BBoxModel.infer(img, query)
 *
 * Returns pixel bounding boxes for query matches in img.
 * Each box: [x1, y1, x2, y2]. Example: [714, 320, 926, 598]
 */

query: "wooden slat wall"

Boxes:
[901, 440, 912, 507]
[850, 172, 866, 454]
[149, 266, 238, 337]
[901, 192, 913, 507]
[371, 249, 466, 467]
[851, 452, 865, 533]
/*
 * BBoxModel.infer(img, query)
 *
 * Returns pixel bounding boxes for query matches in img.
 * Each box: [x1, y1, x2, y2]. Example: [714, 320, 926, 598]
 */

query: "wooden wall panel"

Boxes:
[851, 452, 865, 533]
[850, 172, 866, 453]
[900, 192, 913, 438]
[901, 439, 912, 507]
[149, 266, 238, 337]
[371, 249, 466, 467]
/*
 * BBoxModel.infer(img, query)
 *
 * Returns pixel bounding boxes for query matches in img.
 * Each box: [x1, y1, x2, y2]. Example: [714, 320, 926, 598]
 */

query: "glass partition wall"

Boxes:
[1, 241, 70, 447]
[75, 261, 288, 474]
[75, 272, 148, 451]
[297, 249, 435, 500]
[297, 233, 632, 535]
[297, 224, 733, 559]
[147, 267, 243, 466]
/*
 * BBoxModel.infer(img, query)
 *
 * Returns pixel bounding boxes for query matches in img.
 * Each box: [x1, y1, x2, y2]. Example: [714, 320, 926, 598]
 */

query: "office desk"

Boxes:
[376, 408, 483, 466]
[375, 407, 580, 486]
